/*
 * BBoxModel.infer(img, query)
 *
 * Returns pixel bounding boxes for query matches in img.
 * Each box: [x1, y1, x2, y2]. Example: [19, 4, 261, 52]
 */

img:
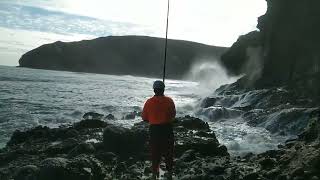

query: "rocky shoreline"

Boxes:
[0, 111, 319, 180]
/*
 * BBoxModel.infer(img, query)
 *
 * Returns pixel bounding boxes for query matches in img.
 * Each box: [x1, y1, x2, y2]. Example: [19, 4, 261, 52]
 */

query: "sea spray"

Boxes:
[184, 60, 239, 96]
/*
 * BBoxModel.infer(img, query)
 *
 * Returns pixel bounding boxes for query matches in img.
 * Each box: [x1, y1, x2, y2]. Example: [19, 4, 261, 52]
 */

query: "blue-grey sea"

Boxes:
[0, 65, 288, 155]
[0, 66, 200, 148]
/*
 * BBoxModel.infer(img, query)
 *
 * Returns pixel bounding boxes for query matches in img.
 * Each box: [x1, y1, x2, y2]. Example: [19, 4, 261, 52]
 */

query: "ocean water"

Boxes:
[0, 65, 288, 155]
[0, 66, 200, 148]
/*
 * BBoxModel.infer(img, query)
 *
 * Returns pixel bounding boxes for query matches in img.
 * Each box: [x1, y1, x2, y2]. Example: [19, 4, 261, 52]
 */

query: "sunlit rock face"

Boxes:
[221, 0, 320, 96]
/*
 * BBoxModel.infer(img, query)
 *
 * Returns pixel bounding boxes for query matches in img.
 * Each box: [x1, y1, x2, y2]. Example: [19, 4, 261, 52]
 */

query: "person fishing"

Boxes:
[142, 80, 176, 179]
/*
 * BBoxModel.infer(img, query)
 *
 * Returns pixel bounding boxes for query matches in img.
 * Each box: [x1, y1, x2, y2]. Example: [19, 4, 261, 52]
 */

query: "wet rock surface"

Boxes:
[1, 112, 319, 179]
[200, 82, 319, 137]
[0, 115, 230, 179]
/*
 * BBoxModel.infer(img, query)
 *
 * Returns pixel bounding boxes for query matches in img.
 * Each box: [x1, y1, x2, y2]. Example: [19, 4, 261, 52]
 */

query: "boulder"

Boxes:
[259, 157, 276, 170]
[196, 106, 243, 122]
[103, 125, 147, 157]
[243, 172, 260, 180]
[38, 158, 69, 180]
[83, 112, 104, 120]
[68, 143, 95, 157]
[0, 168, 10, 180]
[74, 119, 108, 129]
[114, 162, 127, 175]
[105, 114, 115, 120]
[94, 151, 117, 164]
[174, 116, 210, 131]
[178, 149, 197, 162]
[122, 111, 140, 120]
[200, 97, 217, 108]
[65, 129, 79, 138]
[14, 165, 39, 180]
[7, 126, 51, 146]
[299, 112, 320, 142]
[45, 138, 79, 155]
[175, 135, 228, 157]
[66, 155, 104, 180]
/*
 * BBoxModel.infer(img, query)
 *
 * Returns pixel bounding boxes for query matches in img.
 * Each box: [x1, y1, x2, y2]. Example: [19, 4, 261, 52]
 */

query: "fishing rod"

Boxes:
[162, 0, 170, 83]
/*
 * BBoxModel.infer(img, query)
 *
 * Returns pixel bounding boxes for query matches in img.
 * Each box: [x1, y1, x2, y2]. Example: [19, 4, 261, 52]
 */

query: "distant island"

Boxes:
[19, 36, 227, 79]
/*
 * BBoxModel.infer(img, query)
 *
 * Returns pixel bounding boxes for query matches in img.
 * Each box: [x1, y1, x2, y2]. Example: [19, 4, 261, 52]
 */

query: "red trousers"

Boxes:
[149, 124, 174, 173]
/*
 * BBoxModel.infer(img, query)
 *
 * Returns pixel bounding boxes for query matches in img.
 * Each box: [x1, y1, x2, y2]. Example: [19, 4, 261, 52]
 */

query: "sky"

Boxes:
[0, 0, 267, 66]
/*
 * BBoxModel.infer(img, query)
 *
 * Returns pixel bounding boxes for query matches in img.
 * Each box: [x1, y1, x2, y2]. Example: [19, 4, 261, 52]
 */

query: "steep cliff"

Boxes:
[221, 0, 320, 96]
[19, 36, 227, 79]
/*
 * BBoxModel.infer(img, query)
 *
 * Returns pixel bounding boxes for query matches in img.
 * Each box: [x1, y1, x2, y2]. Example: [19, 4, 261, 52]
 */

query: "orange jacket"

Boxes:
[142, 96, 176, 125]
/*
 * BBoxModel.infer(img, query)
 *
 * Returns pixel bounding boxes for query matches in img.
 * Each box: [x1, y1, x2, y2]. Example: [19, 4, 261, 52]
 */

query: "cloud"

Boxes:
[0, 0, 267, 46]
[0, 2, 156, 38]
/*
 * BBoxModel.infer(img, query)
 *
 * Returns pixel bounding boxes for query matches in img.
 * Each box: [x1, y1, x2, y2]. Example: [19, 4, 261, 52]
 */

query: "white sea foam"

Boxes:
[208, 118, 288, 156]
[0, 66, 198, 147]
[0, 66, 292, 156]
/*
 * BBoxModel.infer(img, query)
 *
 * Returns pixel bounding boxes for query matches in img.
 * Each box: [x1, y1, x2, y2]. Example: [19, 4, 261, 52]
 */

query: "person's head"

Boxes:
[153, 80, 165, 96]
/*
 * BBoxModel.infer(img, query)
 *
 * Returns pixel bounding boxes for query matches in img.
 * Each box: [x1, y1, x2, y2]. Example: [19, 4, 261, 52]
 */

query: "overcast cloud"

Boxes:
[0, 0, 266, 66]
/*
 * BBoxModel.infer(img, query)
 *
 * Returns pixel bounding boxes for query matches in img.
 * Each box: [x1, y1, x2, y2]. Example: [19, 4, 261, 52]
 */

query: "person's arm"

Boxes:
[170, 98, 176, 122]
[142, 100, 149, 122]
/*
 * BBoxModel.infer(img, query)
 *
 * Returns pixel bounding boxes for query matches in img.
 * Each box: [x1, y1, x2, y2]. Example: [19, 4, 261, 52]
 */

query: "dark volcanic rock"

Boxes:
[259, 157, 276, 170]
[105, 114, 115, 120]
[122, 111, 139, 120]
[220, 31, 261, 76]
[220, 0, 320, 99]
[37, 155, 104, 180]
[65, 129, 79, 138]
[74, 119, 108, 129]
[1, 116, 227, 179]
[45, 138, 79, 155]
[94, 152, 117, 164]
[68, 143, 95, 157]
[1, 114, 320, 179]
[257, 0, 320, 89]
[14, 165, 39, 180]
[174, 116, 210, 131]
[178, 149, 197, 162]
[200, 97, 218, 108]
[19, 36, 227, 80]
[66, 155, 104, 180]
[83, 112, 104, 120]
[38, 157, 69, 180]
[7, 126, 51, 146]
[102, 125, 147, 157]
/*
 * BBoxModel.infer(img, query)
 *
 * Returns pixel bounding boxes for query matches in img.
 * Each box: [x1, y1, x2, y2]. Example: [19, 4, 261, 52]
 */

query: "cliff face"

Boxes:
[221, 0, 320, 95]
[19, 36, 227, 79]
[260, 0, 320, 87]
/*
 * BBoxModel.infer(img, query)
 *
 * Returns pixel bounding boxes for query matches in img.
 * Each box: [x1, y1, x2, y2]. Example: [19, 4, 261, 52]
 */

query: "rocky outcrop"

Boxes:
[258, 0, 320, 88]
[199, 80, 319, 137]
[172, 111, 320, 180]
[0, 115, 229, 179]
[1, 111, 320, 179]
[220, 31, 261, 76]
[220, 0, 320, 97]
[19, 36, 227, 79]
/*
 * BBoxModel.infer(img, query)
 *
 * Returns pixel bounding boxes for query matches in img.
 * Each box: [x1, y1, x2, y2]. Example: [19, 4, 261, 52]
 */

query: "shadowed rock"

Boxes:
[83, 112, 104, 121]
[14, 165, 39, 180]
